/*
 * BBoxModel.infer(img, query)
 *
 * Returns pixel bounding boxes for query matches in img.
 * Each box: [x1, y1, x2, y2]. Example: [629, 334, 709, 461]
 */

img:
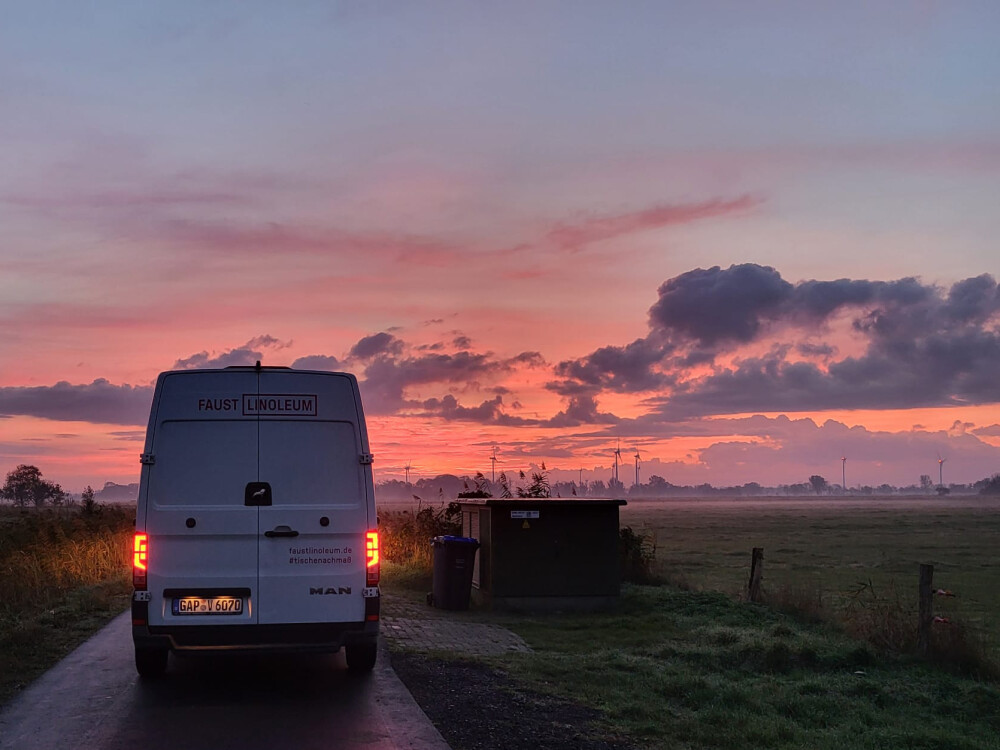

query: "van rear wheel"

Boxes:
[135, 647, 168, 678]
[346, 642, 377, 672]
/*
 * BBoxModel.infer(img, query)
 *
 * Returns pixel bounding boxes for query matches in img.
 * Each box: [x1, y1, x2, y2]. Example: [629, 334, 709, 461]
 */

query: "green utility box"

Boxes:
[459, 498, 626, 610]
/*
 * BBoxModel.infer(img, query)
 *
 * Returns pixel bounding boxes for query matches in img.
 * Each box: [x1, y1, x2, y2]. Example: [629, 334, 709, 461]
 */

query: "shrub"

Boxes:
[619, 525, 657, 584]
[379, 502, 462, 567]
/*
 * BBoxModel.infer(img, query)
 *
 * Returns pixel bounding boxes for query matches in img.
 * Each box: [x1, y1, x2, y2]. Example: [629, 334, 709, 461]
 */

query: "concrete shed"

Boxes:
[459, 498, 626, 610]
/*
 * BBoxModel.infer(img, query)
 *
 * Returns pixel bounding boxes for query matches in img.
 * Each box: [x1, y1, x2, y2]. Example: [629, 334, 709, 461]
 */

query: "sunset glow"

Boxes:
[2, 3, 999, 492]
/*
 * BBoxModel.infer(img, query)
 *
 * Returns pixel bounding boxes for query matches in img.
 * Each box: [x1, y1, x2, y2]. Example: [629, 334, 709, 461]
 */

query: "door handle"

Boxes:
[264, 525, 300, 538]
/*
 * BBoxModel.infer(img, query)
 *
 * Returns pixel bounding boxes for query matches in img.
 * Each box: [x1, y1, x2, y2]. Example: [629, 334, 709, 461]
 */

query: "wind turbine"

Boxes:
[938, 454, 947, 487]
[841, 455, 847, 493]
[633, 447, 641, 487]
[404, 461, 413, 486]
[613, 439, 623, 485]
[490, 445, 501, 484]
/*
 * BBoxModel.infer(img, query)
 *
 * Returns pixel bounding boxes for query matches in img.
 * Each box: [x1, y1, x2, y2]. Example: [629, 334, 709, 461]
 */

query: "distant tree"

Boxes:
[81, 485, 99, 516]
[979, 474, 1000, 495]
[0, 465, 64, 508]
[935, 486, 951, 496]
[808, 475, 828, 495]
[920, 474, 933, 492]
[49, 486, 66, 507]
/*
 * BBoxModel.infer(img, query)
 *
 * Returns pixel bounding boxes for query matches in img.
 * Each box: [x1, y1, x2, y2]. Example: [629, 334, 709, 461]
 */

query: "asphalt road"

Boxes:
[0, 613, 449, 750]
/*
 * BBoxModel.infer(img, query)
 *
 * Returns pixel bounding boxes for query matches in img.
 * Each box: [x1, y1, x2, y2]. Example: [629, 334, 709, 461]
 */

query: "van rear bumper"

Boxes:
[133, 620, 378, 653]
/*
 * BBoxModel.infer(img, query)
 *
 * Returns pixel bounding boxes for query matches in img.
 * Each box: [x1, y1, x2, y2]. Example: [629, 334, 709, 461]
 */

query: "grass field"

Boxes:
[621, 496, 1000, 653]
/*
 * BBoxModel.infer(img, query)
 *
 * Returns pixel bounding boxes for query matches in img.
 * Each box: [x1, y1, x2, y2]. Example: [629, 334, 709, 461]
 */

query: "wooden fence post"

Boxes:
[748, 547, 764, 603]
[918, 563, 934, 655]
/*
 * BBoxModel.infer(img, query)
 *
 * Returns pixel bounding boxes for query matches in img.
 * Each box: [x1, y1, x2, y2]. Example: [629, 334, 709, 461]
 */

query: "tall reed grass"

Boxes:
[0, 506, 133, 618]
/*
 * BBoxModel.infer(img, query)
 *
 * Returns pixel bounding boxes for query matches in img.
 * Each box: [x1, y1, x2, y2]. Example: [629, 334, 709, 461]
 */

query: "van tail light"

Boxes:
[365, 530, 380, 585]
[133, 533, 148, 590]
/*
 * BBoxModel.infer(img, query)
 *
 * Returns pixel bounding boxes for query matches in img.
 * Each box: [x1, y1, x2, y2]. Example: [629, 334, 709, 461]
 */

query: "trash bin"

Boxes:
[431, 536, 480, 610]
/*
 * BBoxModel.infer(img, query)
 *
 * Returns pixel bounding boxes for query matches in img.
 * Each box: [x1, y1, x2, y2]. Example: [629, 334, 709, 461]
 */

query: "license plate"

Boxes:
[172, 596, 243, 615]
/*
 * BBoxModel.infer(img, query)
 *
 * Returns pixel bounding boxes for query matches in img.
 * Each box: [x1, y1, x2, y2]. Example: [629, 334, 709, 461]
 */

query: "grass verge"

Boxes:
[487, 586, 1000, 750]
[0, 506, 133, 707]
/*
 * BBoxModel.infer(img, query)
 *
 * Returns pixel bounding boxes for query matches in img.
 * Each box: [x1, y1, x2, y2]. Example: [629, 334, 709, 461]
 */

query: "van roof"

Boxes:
[222, 365, 292, 370]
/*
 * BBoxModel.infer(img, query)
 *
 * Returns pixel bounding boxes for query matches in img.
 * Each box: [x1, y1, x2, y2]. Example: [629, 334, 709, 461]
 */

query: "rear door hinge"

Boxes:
[140, 453, 156, 465]
[359, 453, 374, 465]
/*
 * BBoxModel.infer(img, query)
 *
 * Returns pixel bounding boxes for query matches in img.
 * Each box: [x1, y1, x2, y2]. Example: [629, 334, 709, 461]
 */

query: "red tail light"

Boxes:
[365, 530, 379, 585]
[133, 533, 148, 589]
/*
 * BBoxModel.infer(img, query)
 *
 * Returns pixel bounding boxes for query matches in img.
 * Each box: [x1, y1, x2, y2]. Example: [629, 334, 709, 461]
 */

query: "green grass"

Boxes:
[0, 505, 134, 706]
[492, 586, 1000, 749]
[621, 496, 1000, 652]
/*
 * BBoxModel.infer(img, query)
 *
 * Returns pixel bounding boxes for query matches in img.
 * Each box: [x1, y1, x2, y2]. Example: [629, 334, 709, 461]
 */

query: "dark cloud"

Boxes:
[553, 338, 672, 393]
[173, 335, 290, 370]
[0, 379, 153, 425]
[291, 354, 340, 371]
[508, 351, 546, 367]
[245, 334, 292, 350]
[360, 350, 503, 414]
[946, 274, 1000, 323]
[649, 264, 793, 346]
[419, 395, 531, 425]
[663, 326, 1000, 419]
[349, 332, 404, 359]
[797, 342, 837, 358]
[452, 336, 472, 349]
[553, 266, 1000, 418]
[973, 424, 1000, 437]
[541, 396, 619, 428]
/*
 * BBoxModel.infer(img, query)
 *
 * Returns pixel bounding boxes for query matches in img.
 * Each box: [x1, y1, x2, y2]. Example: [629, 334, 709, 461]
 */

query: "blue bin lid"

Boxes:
[431, 535, 479, 544]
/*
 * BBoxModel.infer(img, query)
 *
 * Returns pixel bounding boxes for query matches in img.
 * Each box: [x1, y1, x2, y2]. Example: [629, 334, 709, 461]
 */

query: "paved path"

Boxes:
[380, 594, 531, 656]
[0, 612, 450, 750]
[0, 594, 531, 749]
[382, 617, 531, 655]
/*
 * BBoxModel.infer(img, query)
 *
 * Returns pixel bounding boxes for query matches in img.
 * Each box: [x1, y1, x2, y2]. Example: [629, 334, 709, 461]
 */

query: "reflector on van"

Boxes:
[366, 530, 379, 585]
[133, 533, 148, 589]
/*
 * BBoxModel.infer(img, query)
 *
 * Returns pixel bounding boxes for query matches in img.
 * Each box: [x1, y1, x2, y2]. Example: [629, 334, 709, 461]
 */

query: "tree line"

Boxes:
[0, 464, 98, 513]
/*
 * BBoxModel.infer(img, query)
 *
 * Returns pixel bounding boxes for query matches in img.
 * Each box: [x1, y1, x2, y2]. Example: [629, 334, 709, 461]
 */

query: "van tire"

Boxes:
[346, 642, 377, 672]
[135, 647, 168, 678]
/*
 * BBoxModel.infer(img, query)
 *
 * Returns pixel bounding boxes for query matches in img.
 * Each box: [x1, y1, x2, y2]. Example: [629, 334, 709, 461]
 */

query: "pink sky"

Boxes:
[2, 3, 1000, 492]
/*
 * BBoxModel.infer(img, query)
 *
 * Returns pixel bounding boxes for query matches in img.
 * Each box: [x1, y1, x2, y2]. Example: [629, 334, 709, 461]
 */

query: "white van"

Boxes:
[131, 364, 379, 677]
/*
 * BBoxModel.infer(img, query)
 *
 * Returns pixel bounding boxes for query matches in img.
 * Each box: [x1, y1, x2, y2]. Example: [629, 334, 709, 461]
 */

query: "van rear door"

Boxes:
[144, 371, 259, 627]
[256, 372, 370, 625]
